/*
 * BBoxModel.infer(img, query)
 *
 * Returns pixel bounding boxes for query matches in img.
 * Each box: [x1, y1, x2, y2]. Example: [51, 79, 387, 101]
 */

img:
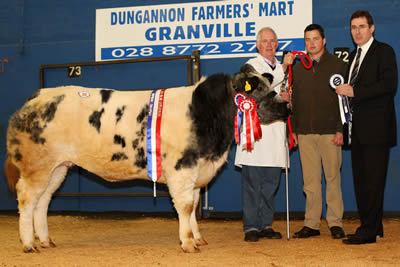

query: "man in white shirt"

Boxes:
[235, 27, 295, 242]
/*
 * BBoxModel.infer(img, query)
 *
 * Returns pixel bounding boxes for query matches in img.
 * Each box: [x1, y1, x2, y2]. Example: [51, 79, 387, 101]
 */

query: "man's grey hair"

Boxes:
[256, 27, 278, 43]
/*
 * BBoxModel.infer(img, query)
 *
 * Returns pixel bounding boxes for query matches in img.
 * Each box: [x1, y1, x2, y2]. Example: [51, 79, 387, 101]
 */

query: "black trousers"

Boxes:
[351, 134, 390, 238]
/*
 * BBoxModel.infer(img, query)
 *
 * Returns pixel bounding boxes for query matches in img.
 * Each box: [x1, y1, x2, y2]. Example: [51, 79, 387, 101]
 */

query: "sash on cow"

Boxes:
[146, 89, 165, 196]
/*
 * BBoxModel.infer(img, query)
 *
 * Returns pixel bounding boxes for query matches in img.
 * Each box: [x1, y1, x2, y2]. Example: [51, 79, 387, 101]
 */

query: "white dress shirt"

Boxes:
[348, 37, 374, 83]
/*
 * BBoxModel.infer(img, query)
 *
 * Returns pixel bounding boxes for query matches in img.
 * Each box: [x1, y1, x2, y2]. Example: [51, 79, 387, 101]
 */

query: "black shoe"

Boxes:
[377, 224, 383, 238]
[258, 228, 282, 239]
[347, 232, 383, 239]
[330, 226, 345, 239]
[293, 226, 320, 238]
[343, 234, 376, 245]
[244, 230, 259, 242]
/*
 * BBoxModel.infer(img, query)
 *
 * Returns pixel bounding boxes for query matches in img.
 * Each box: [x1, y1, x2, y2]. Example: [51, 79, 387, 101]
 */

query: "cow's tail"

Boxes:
[4, 155, 20, 193]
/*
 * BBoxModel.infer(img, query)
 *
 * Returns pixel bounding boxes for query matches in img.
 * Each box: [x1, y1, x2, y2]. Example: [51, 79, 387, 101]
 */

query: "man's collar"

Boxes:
[358, 37, 374, 52]
[261, 55, 276, 67]
[309, 49, 326, 62]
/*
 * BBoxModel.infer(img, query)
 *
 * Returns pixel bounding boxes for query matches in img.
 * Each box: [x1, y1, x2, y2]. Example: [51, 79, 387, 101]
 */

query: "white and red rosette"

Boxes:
[234, 92, 262, 151]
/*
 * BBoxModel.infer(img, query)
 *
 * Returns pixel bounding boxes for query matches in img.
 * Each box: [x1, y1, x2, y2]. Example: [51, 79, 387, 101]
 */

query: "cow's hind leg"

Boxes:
[191, 188, 208, 246]
[17, 170, 53, 253]
[33, 164, 68, 249]
[167, 172, 199, 253]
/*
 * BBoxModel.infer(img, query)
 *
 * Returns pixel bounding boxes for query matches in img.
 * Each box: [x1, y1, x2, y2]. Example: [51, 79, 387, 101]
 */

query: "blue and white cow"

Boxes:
[5, 65, 289, 253]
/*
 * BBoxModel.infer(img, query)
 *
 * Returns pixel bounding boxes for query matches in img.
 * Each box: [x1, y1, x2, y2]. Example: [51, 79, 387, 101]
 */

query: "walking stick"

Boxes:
[279, 68, 291, 240]
[285, 156, 290, 240]
[281, 51, 312, 240]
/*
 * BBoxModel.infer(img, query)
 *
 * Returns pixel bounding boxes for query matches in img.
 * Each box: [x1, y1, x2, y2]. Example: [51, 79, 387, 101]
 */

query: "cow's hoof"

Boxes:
[195, 237, 208, 246]
[23, 245, 40, 253]
[40, 238, 56, 248]
[181, 243, 200, 253]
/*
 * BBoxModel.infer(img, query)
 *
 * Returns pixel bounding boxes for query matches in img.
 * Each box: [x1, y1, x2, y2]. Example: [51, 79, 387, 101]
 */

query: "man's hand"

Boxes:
[332, 132, 344, 146]
[336, 84, 354, 97]
[280, 91, 290, 102]
[282, 53, 296, 72]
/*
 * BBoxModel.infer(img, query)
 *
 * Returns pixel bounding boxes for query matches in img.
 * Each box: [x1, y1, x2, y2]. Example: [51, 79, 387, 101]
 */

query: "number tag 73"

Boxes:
[68, 66, 81, 78]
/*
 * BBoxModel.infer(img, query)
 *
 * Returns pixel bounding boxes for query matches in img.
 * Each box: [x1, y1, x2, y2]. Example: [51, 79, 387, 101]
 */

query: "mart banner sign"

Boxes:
[96, 0, 312, 61]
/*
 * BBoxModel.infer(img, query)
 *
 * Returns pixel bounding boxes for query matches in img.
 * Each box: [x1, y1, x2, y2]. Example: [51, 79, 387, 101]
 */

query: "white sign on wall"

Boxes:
[96, 0, 312, 61]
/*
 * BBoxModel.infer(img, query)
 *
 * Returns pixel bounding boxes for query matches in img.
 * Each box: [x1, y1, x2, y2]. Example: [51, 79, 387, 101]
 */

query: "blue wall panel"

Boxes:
[1, 0, 400, 216]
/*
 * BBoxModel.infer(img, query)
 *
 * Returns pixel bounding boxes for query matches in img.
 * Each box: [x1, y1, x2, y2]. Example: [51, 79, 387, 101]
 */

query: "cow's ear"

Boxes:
[244, 77, 259, 92]
[240, 64, 256, 74]
[262, 73, 274, 85]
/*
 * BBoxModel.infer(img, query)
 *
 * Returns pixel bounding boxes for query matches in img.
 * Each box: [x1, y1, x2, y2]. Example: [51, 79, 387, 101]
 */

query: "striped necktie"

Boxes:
[350, 48, 362, 85]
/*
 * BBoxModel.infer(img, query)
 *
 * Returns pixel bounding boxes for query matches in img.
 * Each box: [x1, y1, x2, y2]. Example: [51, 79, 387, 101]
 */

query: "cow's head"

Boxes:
[232, 64, 290, 124]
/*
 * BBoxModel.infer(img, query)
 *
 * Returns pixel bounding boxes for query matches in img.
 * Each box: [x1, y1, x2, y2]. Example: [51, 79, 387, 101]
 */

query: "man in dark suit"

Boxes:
[336, 10, 398, 245]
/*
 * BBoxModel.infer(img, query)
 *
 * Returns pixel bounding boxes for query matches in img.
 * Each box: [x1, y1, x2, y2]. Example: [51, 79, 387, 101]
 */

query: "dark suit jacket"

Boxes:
[347, 39, 398, 146]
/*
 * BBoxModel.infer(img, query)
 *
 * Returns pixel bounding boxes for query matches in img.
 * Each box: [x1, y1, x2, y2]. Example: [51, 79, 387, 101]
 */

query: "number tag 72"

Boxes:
[334, 48, 350, 63]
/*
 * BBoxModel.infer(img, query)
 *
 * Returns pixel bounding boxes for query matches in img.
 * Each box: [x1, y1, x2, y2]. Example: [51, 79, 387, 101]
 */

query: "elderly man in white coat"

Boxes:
[235, 27, 295, 242]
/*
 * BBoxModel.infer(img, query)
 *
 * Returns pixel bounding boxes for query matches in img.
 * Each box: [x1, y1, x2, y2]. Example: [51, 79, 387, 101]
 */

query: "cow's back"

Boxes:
[7, 85, 196, 182]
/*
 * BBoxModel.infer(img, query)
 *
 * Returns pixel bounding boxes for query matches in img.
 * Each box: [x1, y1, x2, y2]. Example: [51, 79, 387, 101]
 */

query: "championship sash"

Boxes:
[146, 89, 165, 196]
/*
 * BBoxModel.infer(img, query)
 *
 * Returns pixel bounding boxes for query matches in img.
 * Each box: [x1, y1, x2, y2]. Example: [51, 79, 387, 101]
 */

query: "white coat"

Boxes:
[235, 54, 289, 168]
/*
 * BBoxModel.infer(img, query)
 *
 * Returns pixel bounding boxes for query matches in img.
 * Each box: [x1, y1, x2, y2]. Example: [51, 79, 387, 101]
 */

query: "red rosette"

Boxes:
[238, 98, 262, 151]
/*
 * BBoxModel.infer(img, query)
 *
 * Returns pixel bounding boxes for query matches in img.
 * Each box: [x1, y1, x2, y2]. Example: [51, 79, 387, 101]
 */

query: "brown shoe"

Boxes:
[330, 226, 345, 239]
[293, 226, 320, 238]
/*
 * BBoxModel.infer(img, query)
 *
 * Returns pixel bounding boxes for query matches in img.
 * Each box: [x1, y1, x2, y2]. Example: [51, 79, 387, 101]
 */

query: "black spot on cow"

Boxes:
[111, 152, 128, 161]
[136, 105, 148, 123]
[27, 90, 40, 101]
[88, 108, 104, 133]
[100, 89, 113, 104]
[135, 121, 147, 142]
[9, 106, 47, 144]
[134, 147, 146, 169]
[41, 95, 65, 123]
[26, 111, 38, 129]
[175, 74, 236, 170]
[10, 114, 25, 132]
[30, 121, 46, 144]
[132, 139, 139, 150]
[115, 105, 126, 123]
[14, 149, 22, 162]
[175, 149, 199, 170]
[114, 135, 126, 148]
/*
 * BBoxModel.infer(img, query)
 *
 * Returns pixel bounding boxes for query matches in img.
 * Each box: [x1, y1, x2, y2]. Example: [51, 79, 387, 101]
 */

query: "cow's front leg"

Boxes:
[167, 172, 199, 253]
[191, 188, 207, 246]
[176, 202, 198, 253]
